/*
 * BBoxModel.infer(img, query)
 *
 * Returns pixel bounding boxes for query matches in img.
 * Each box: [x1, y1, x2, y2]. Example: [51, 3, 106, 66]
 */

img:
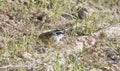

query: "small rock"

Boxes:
[76, 41, 83, 52]
[90, 68, 102, 71]
[77, 5, 95, 19]
[77, 7, 88, 19]
[116, 0, 120, 7]
[105, 25, 120, 38]
[22, 52, 33, 60]
[34, 10, 50, 22]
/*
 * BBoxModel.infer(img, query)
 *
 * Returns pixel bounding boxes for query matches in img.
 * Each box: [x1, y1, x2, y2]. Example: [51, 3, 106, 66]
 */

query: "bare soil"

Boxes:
[0, 0, 120, 71]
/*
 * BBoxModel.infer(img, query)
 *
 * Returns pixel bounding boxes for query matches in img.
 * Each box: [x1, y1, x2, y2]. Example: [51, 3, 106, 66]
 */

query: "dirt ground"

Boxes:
[0, 0, 120, 71]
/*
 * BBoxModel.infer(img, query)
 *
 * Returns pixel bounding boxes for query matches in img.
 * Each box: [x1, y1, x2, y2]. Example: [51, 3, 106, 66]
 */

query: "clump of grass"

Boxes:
[53, 52, 87, 71]
[54, 60, 61, 71]
[66, 54, 86, 71]
[33, 0, 77, 23]
[74, 13, 97, 35]
[0, 0, 4, 6]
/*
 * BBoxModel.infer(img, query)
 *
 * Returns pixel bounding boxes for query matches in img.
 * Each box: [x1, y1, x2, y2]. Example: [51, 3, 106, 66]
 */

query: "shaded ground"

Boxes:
[0, 0, 120, 71]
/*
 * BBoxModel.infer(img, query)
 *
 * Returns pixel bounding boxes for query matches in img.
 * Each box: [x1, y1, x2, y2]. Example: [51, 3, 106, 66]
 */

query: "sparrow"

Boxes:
[38, 29, 64, 45]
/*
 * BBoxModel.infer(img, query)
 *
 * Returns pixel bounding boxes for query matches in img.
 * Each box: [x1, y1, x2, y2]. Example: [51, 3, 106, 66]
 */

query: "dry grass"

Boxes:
[0, 0, 120, 71]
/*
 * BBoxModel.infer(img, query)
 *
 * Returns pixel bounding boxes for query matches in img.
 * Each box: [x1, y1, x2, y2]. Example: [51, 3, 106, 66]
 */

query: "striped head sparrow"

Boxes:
[38, 30, 64, 45]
